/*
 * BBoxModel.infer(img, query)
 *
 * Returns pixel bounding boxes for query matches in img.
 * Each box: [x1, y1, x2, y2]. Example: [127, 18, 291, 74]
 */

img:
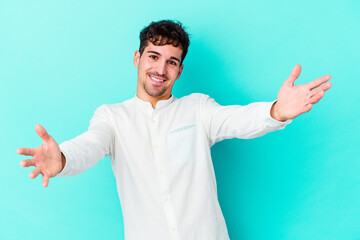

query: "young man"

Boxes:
[17, 20, 332, 240]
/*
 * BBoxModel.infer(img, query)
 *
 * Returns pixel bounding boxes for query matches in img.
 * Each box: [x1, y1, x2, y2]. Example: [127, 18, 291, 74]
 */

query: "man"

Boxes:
[17, 20, 332, 239]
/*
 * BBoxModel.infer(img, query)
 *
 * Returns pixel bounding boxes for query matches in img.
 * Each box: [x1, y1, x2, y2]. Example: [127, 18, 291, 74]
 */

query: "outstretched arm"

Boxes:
[17, 124, 66, 187]
[270, 64, 332, 121]
[18, 105, 114, 186]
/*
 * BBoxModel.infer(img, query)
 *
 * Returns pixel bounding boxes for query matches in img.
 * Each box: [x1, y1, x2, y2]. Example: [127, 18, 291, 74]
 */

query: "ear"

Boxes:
[133, 50, 141, 67]
[176, 65, 184, 80]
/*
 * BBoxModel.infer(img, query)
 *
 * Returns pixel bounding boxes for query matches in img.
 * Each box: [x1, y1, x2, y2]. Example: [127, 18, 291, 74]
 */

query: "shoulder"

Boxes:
[175, 93, 212, 104]
[177, 93, 218, 109]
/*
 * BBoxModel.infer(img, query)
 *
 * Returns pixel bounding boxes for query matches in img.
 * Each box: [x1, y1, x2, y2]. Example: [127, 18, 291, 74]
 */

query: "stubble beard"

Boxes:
[143, 82, 168, 98]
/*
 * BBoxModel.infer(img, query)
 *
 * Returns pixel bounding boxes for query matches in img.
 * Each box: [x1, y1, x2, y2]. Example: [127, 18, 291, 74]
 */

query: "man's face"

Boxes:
[134, 42, 184, 101]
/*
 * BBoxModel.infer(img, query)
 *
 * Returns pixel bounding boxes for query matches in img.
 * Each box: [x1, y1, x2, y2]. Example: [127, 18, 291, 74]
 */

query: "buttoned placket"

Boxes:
[150, 108, 180, 239]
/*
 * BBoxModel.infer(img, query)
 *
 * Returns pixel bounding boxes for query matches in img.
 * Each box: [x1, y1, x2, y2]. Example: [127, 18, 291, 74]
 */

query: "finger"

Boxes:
[29, 168, 41, 179]
[285, 64, 302, 85]
[35, 124, 50, 141]
[305, 75, 331, 90]
[310, 91, 325, 104]
[17, 148, 35, 156]
[42, 175, 49, 188]
[304, 104, 313, 113]
[20, 159, 35, 167]
[310, 82, 332, 98]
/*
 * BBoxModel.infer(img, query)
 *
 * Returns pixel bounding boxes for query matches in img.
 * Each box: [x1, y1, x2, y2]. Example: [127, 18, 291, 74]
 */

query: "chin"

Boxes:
[144, 86, 167, 98]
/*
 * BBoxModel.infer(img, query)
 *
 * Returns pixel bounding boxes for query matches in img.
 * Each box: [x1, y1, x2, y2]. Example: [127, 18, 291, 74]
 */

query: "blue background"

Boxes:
[1, 0, 359, 239]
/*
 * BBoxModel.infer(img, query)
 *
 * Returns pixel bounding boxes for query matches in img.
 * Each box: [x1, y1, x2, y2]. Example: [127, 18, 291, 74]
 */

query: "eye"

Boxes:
[149, 55, 158, 60]
[168, 60, 177, 66]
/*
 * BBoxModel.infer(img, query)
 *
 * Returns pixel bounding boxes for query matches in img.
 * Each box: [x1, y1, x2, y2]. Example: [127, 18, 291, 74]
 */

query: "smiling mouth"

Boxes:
[148, 75, 167, 85]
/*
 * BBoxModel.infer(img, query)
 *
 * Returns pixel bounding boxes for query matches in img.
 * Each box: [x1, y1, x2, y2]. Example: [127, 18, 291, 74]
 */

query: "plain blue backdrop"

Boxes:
[1, 0, 359, 239]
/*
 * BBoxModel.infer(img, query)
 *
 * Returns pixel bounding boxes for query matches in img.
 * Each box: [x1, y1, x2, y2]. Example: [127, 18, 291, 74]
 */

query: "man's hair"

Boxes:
[139, 20, 190, 65]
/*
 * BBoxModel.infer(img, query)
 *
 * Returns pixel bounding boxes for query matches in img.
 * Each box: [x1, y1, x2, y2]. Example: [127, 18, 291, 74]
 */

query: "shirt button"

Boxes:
[160, 169, 165, 175]
[154, 145, 159, 149]
[171, 227, 176, 232]
[152, 119, 156, 123]
[164, 197, 169, 202]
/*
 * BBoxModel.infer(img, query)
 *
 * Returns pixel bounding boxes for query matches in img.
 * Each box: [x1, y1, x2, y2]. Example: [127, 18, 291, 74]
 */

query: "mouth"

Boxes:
[148, 74, 167, 86]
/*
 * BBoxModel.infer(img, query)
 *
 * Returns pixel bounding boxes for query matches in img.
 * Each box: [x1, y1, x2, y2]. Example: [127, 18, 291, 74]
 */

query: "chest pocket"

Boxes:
[167, 124, 198, 165]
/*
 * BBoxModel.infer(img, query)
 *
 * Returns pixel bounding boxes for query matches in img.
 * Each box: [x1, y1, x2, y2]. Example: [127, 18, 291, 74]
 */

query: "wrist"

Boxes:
[270, 101, 288, 122]
[60, 152, 66, 172]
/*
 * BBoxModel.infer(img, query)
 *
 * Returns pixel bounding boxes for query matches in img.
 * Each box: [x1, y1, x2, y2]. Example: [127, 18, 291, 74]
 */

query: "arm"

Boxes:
[201, 65, 331, 146]
[201, 95, 291, 146]
[57, 105, 114, 177]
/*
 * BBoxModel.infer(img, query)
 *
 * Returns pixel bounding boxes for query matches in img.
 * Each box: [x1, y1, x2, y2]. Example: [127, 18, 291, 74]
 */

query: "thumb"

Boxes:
[285, 64, 301, 85]
[35, 124, 50, 141]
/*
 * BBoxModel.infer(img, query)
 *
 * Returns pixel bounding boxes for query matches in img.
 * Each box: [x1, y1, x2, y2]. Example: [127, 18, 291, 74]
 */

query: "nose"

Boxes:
[154, 60, 167, 76]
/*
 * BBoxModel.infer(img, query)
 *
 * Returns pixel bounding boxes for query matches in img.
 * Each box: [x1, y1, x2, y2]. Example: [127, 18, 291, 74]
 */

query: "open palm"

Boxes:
[271, 64, 332, 121]
[17, 124, 63, 187]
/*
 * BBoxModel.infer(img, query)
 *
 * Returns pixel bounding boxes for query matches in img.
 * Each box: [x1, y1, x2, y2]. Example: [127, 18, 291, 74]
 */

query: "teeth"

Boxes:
[150, 76, 164, 82]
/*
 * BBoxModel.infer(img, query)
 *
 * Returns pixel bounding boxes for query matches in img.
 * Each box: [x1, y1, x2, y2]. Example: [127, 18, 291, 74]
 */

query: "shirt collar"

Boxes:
[134, 95, 176, 112]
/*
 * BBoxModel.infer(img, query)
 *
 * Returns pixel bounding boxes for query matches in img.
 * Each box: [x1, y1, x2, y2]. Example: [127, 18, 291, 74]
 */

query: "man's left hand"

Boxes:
[270, 64, 332, 122]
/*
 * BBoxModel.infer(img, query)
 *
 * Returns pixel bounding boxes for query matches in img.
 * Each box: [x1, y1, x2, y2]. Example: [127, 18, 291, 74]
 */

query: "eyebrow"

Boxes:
[147, 50, 181, 64]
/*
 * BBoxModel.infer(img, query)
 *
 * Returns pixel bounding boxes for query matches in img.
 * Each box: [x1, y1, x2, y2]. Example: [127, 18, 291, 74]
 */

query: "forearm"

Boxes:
[57, 132, 110, 177]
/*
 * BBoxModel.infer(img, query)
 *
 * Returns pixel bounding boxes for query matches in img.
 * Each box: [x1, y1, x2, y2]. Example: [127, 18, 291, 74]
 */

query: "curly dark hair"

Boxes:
[139, 20, 190, 65]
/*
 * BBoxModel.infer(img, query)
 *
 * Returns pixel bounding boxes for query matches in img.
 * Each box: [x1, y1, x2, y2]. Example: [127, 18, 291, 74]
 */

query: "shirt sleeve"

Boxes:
[57, 104, 114, 177]
[200, 95, 292, 147]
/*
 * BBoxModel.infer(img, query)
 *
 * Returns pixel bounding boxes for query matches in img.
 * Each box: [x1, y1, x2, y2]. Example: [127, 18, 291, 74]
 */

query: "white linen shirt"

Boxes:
[58, 93, 291, 240]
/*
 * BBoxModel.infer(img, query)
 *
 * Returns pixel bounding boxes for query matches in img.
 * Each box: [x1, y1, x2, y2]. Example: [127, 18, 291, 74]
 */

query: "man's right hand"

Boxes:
[17, 124, 65, 187]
